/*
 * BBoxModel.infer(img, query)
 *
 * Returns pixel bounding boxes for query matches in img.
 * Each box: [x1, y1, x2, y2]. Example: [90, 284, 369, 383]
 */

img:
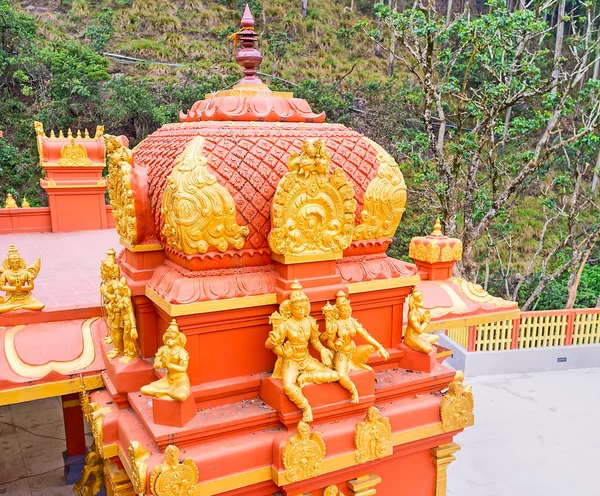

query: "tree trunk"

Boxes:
[565, 256, 588, 309]
[446, 0, 453, 25]
[592, 148, 600, 192]
[551, 0, 566, 94]
[375, 19, 382, 57]
[301, 0, 308, 17]
[387, 0, 395, 76]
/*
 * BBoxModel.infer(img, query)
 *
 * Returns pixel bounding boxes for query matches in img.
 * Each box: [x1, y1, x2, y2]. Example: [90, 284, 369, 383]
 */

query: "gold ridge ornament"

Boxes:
[104, 135, 139, 245]
[266, 280, 339, 423]
[57, 138, 93, 167]
[161, 136, 249, 254]
[128, 441, 150, 496]
[269, 138, 356, 262]
[0, 244, 44, 313]
[282, 420, 326, 483]
[450, 277, 518, 308]
[440, 371, 474, 432]
[354, 406, 392, 464]
[404, 286, 440, 353]
[354, 138, 406, 240]
[141, 319, 191, 401]
[322, 291, 389, 403]
[150, 444, 200, 496]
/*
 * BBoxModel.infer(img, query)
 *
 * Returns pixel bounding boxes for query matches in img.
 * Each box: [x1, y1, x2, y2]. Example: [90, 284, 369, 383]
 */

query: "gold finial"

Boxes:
[21, 196, 30, 208]
[94, 125, 104, 138]
[0, 245, 44, 313]
[431, 218, 443, 236]
[34, 121, 45, 137]
[84, 128, 90, 138]
[67, 128, 73, 138]
[59, 130, 64, 138]
[50, 130, 56, 138]
[4, 193, 17, 208]
[76, 129, 82, 138]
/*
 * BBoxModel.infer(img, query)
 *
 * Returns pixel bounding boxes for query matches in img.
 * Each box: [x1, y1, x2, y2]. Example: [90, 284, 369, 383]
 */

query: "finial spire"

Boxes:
[431, 218, 443, 237]
[233, 4, 263, 85]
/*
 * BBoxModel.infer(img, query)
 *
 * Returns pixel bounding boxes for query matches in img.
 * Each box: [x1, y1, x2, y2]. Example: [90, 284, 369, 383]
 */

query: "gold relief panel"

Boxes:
[104, 135, 139, 245]
[89, 403, 112, 458]
[161, 136, 249, 254]
[354, 406, 392, 464]
[282, 421, 326, 483]
[354, 137, 407, 241]
[57, 139, 93, 167]
[128, 441, 150, 496]
[150, 445, 200, 496]
[269, 138, 357, 262]
[440, 371, 474, 433]
[450, 277, 518, 308]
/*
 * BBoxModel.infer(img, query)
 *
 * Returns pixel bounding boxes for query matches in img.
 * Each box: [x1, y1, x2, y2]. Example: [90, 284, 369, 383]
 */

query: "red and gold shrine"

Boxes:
[79, 6, 479, 496]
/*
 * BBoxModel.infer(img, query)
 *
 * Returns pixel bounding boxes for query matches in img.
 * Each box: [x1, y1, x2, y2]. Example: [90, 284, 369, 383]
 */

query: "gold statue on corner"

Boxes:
[0, 244, 44, 313]
[322, 291, 389, 403]
[404, 286, 439, 353]
[141, 319, 191, 401]
[266, 280, 339, 422]
[100, 249, 139, 361]
[73, 443, 104, 496]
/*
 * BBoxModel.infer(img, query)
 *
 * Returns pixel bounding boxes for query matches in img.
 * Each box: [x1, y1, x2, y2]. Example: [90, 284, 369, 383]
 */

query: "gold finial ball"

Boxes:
[431, 218, 443, 237]
[21, 196, 30, 208]
[4, 193, 17, 209]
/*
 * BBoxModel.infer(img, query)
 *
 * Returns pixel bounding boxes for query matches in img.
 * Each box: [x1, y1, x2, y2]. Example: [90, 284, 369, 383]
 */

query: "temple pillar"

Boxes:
[61, 393, 88, 484]
[430, 442, 461, 496]
[346, 474, 382, 495]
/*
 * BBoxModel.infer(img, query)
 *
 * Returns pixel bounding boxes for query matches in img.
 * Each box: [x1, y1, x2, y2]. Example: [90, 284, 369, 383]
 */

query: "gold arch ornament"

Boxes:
[161, 136, 249, 254]
[128, 441, 150, 496]
[150, 445, 200, 496]
[282, 420, 326, 483]
[354, 137, 407, 240]
[354, 406, 392, 464]
[4, 318, 98, 378]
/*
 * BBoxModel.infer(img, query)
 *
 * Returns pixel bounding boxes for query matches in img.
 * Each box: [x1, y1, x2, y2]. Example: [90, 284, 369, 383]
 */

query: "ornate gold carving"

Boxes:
[354, 406, 392, 464]
[161, 136, 248, 254]
[266, 280, 338, 422]
[269, 138, 356, 260]
[282, 421, 326, 483]
[324, 485, 344, 496]
[100, 249, 139, 361]
[89, 403, 112, 458]
[4, 193, 17, 208]
[404, 286, 440, 353]
[150, 445, 200, 496]
[440, 371, 474, 432]
[104, 135, 138, 245]
[141, 319, 191, 401]
[354, 138, 406, 240]
[21, 196, 30, 208]
[322, 291, 388, 403]
[431, 442, 461, 496]
[128, 441, 150, 496]
[453, 242, 463, 260]
[57, 138, 93, 167]
[410, 220, 463, 264]
[440, 244, 454, 262]
[426, 243, 441, 264]
[74, 443, 104, 496]
[0, 244, 44, 313]
[450, 277, 518, 307]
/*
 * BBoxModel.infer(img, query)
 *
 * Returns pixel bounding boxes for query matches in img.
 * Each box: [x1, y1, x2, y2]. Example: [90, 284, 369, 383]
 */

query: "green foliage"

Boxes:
[85, 9, 115, 52]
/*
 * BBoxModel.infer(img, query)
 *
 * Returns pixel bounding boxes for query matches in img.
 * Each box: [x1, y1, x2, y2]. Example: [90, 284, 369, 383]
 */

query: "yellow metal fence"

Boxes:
[445, 308, 600, 352]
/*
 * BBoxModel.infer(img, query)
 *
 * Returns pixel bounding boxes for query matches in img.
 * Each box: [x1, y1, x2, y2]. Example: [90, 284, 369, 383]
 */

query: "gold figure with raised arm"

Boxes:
[0, 244, 44, 313]
[404, 286, 440, 353]
[266, 280, 339, 422]
[322, 291, 389, 403]
[141, 319, 191, 401]
[73, 443, 104, 496]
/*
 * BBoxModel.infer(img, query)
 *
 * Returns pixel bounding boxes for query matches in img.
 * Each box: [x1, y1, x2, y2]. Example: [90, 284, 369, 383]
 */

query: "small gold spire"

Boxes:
[67, 128, 73, 138]
[21, 196, 30, 208]
[50, 130, 56, 138]
[4, 193, 17, 209]
[431, 218, 443, 237]
[84, 128, 90, 138]
[59, 130, 64, 138]
[76, 129, 82, 138]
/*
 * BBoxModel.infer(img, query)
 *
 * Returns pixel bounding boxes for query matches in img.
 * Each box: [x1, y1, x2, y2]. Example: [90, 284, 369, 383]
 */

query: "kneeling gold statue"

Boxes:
[141, 319, 191, 401]
[0, 244, 44, 313]
[266, 280, 339, 422]
[322, 291, 389, 403]
[404, 286, 439, 353]
[73, 443, 103, 496]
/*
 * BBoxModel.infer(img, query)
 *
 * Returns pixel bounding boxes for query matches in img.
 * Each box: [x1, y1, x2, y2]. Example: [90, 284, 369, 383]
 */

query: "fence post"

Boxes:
[467, 325, 477, 352]
[511, 318, 520, 349]
[565, 310, 575, 346]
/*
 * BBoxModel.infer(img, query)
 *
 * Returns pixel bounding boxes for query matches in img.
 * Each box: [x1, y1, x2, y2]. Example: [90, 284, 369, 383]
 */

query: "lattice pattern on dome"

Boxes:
[135, 122, 379, 251]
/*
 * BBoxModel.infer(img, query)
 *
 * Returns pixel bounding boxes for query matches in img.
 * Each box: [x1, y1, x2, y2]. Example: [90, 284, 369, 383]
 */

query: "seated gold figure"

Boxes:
[73, 443, 104, 496]
[266, 280, 339, 423]
[322, 292, 389, 403]
[404, 287, 440, 353]
[0, 244, 44, 313]
[141, 319, 191, 401]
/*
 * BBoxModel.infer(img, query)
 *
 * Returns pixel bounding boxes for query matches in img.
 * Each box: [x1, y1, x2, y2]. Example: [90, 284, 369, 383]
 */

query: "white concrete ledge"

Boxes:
[439, 334, 600, 376]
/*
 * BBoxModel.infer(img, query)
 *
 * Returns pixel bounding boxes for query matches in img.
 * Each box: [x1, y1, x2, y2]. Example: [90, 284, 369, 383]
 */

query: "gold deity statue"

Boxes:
[4, 193, 17, 208]
[0, 244, 44, 313]
[404, 286, 439, 353]
[100, 249, 139, 361]
[266, 280, 339, 422]
[322, 291, 389, 403]
[141, 319, 191, 402]
[73, 443, 104, 496]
